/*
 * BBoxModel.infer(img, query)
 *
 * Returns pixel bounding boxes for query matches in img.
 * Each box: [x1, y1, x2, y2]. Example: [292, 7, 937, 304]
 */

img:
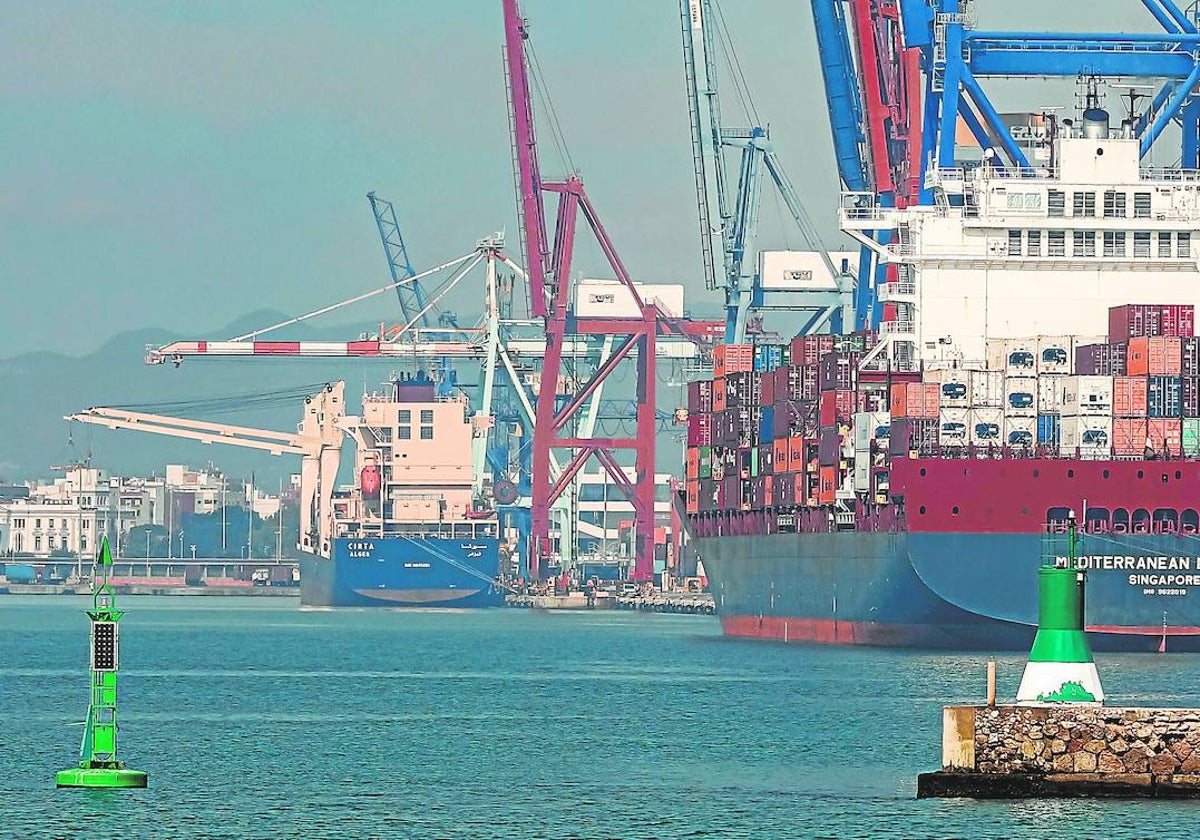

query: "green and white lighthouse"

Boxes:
[1016, 510, 1104, 705]
[56, 537, 148, 788]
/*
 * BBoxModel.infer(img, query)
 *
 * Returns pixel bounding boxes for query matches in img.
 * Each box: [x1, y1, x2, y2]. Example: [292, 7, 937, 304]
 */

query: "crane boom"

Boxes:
[67, 383, 349, 559]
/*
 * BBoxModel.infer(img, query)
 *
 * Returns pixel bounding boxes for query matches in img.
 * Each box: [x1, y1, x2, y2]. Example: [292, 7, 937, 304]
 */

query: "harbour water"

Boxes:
[4, 596, 1200, 838]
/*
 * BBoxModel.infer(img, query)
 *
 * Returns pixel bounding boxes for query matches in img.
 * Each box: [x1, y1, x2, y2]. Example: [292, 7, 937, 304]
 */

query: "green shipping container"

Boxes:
[699, 445, 712, 478]
[750, 446, 759, 478]
[1184, 418, 1200, 458]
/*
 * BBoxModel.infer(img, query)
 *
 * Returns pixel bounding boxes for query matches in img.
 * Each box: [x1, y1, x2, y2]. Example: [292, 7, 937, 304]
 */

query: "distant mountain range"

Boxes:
[0, 311, 401, 484]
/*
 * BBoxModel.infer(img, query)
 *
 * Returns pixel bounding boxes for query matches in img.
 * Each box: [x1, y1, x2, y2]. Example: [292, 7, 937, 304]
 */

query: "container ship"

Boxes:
[682, 124, 1200, 650]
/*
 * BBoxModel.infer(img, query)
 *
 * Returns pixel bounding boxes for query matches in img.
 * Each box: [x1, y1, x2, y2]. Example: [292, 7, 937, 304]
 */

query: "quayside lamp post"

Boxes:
[56, 536, 148, 788]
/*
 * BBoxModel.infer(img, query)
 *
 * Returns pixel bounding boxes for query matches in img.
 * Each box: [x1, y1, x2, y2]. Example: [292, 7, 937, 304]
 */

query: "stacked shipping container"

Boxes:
[684, 305, 1197, 517]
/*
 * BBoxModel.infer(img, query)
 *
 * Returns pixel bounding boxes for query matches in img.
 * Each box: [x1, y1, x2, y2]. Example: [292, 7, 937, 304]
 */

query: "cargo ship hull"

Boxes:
[300, 536, 504, 608]
[698, 530, 1200, 651]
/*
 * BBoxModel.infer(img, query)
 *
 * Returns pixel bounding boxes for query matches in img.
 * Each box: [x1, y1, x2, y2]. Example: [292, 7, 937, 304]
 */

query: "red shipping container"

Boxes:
[764, 475, 774, 508]
[789, 334, 835, 367]
[794, 473, 806, 505]
[819, 390, 855, 427]
[1160, 304, 1195, 338]
[713, 378, 727, 412]
[890, 382, 938, 418]
[760, 369, 776, 407]
[685, 479, 699, 514]
[1148, 417, 1182, 455]
[1113, 376, 1148, 416]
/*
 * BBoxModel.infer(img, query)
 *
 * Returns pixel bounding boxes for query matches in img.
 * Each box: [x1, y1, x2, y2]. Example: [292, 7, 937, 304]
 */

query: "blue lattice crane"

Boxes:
[367, 192, 455, 396]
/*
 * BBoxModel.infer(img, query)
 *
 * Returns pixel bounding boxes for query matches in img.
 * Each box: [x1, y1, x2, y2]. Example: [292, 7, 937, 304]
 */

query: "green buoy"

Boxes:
[1016, 510, 1104, 705]
[56, 537, 148, 789]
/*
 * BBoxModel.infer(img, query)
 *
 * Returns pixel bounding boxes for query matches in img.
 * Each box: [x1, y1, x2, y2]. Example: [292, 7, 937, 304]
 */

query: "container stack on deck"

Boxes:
[684, 304, 1197, 517]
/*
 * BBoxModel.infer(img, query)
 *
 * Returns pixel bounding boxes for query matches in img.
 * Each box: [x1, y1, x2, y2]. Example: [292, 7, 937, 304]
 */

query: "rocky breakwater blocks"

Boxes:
[918, 705, 1200, 798]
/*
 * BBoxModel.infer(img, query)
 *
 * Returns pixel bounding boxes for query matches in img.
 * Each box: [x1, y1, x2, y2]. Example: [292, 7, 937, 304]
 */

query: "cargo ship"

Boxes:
[682, 122, 1200, 650]
[298, 375, 504, 608]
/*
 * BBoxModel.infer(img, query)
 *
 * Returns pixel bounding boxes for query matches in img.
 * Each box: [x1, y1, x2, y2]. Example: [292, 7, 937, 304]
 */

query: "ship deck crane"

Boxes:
[67, 383, 349, 560]
[680, 0, 855, 341]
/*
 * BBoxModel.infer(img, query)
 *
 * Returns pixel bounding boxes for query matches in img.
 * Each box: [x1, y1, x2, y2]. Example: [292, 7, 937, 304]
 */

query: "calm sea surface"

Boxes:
[3, 596, 1200, 839]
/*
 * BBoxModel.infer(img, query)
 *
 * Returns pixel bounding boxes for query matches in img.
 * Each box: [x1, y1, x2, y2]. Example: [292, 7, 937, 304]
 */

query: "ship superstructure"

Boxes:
[845, 129, 1200, 369]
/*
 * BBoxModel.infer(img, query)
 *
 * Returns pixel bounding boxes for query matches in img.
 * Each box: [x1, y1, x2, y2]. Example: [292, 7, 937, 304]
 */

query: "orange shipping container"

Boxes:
[686, 449, 700, 479]
[1113, 376, 1148, 416]
[713, 378, 727, 412]
[1148, 417, 1182, 455]
[764, 475, 774, 507]
[890, 383, 910, 417]
[921, 382, 940, 417]
[1127, 337, 1148, 376]
[788, 436, 805, 472]
[818, 465, 837, 504]
[1152, 336, 1183, 375]
[685, 479, 699, 514]
[774, 438, 789, 469]
[1129, 336, 1182, 375]
[1112, 417, 1148, 456]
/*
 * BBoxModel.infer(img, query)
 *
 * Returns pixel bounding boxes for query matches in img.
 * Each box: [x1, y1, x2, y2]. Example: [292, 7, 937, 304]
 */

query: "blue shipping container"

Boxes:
[754, 345, 784, 372]
[1037, 413, 1061, 446]
[1148, 375, 1183, 418]
[758, 406, 775, 443]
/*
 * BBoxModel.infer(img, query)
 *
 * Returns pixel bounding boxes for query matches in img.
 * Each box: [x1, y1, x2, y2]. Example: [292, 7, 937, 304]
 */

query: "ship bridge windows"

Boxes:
[1132, 508, 1151, 534]
[1134, 192, 1151, 219]
[1048, 230, 1066, 257]
[1159, 232, 1173, 258]
[1073, 230, 1096, 257]
[1103, 231, 1126, 258]
[1103, 190, 1126, 218]
[1007, 230, 1022, 256]
[1048, 190, 1065, 217]
[1026, 230, 1042, 257]
[1134, 231, 1151, 258]
[1072, 191, 1096, 217]
[1179, 232, 1192, 258]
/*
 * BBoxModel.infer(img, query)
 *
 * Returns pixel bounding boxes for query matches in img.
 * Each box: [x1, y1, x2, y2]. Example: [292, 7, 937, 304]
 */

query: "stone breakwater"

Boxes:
[918, 705, 1200, 798]
[970, 706, 1200, 776]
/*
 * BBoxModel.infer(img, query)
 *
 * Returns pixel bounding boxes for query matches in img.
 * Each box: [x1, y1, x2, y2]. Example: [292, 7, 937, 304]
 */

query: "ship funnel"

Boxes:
[1082, 108, 1110, 139]
[1062, 118, 1074, 139]
[1121, 118, 1134, 139]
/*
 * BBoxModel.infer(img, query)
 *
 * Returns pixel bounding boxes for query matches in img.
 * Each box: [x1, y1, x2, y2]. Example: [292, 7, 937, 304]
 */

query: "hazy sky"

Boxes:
[0, 1, 1172, 358]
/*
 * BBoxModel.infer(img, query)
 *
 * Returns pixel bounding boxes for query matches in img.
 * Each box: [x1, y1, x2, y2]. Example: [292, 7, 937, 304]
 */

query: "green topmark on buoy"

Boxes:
[56, 537, 148, 789]
[1016, 510, 1104, 706]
